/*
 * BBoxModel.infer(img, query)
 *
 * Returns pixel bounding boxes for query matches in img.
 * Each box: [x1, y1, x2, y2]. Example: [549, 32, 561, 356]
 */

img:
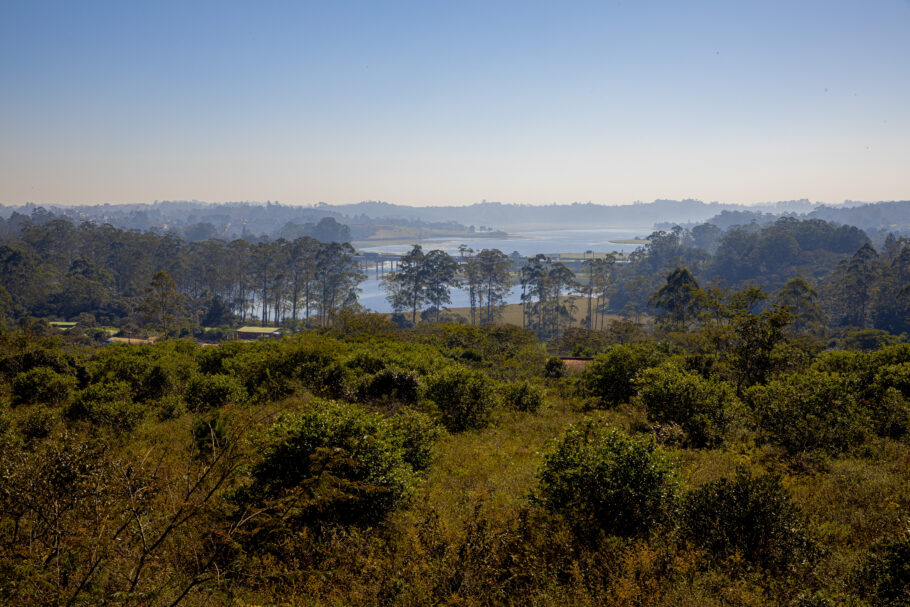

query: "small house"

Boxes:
[234, 326, 282, 341]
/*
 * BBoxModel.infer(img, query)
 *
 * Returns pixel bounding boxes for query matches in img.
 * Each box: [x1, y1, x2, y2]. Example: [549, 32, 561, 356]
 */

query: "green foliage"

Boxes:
[584, 342, 665, 407]
[651, 266, 700, 328]
[242, 399, 416, 529]
[387, 407, 445, 472]
[184, 373, 247, 412]
[0, 400, 16, 451]
[357, 366, 422, 405]
[501, 380, 545, 413]
[747, 369, 871, 455]
[544, 356, 566, 378]
[853, 537, 910, 606]
[18, 406, 60, 441]
[67, 381, 145, 431]
[728, 304, 792, 389]
[91, 342, 196, 401]
[192, 414, 229, 456]
[680, 470, 813, 571]
[635, 363, 739, 447]
[536, 421, 676, 538]
[11, 366, 76, 407]
[425, 366, 497, 432]
[843, 329, 899, 351]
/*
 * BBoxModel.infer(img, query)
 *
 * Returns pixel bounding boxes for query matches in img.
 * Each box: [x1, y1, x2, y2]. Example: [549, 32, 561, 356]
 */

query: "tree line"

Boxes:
[2, 209, 909, 340]
[0, 213, 363, 331]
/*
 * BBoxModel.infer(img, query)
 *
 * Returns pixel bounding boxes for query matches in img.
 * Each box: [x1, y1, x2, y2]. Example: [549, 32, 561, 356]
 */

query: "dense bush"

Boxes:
[501, 380, 545, 413]
[747, 369, 871, 455]
[425, 366, 497, 432]
[388, 407, 445, 472]
[11, 366, 76, 407]
[536, 421, 676, 538]
[357, 366, 422, 405]
[853, 537, 910, 606]
[67, 381, 145, 431]
[184, 373, 247, 412]
[90, 342, 196, 401]
[544, 356, 566, 379]
[18, 406, 61, 441]
[240, 399, 417, 529]
[634, 363, 739, 447]
[679, 470, 813, 571]
[192, 414, 229, 456]
[583, 343, 665, 407]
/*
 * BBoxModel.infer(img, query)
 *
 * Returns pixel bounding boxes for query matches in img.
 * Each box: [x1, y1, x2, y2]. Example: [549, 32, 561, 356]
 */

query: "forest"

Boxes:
[1, 208, 909, 342]
[0, 208, 909, 605]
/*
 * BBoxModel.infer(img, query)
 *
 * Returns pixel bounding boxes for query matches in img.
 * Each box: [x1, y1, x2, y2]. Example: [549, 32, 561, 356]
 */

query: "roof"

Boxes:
[235, 326, 281, 334]
[49, 321, 77, 329]
[105, 336, 159, 345]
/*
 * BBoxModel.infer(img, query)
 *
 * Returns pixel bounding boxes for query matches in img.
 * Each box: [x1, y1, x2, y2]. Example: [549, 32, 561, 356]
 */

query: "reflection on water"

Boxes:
[357, 227, 650, 313]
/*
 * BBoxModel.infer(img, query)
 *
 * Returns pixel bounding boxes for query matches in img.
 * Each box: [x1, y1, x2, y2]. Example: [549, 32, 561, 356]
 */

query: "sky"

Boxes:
[1, 0, 909, 207]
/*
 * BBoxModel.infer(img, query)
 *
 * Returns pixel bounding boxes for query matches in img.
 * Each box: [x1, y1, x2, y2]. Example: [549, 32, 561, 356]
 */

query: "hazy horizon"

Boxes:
[2, 197, 900, 210]
[3, 1, 909, 207]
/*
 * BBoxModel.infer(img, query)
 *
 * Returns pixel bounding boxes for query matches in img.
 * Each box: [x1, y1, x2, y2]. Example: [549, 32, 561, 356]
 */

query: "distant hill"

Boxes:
[1, 198, 907, 239]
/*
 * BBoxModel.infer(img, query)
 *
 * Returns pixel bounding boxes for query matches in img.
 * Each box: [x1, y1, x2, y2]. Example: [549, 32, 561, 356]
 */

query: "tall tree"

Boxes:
[650, 267, 700, 329]
[470, 249, 512, 325]
[141, 270, 186, 335]
[422, 249, 459, 322]
[383, 245, 427, 325]
[775, 277, 824, 333]
[314, 242, 363, 327]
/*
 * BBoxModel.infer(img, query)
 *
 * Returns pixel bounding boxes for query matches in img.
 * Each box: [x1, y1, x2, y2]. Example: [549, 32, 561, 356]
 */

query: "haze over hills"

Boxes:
[1, 198, 907, 241]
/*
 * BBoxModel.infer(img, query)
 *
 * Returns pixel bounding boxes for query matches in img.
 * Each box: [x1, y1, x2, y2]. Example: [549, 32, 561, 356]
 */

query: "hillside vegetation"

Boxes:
[1, 310, 909, 605]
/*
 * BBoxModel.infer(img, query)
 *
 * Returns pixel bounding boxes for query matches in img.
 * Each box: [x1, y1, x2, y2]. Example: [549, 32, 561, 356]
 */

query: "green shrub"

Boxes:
[0, 400, 16, 450]
[67, 382, 145, 431]
[536, 421, 676, 538]
[871, 387, 910, 440]
[388, 407, 445, 472]
[501, 380, 545, 413]
[184, 373, 247, 412]
[425, 366, 497, 432]
[634, 364, 739, 447]
[192, 414, 229, 456]
[583, 343, 664, 407]
[874, 362, 910, 399]
[746, 369, 871, 455]
[679, 469, 813, 571]
[11, 367, 76, 407]
[156, 394, 188, 421]
[345, 351, 388, 374]
[240, 399, 415, 529]
[19, 406, 60, 442]
[544, 357, 566, 379]
[853, 537, 910, 606]
[357, 367, 421, 405]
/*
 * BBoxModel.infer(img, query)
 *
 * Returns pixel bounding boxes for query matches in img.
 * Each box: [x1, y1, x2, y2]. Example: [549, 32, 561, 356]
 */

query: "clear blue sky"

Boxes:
[2, 0, 909, 206]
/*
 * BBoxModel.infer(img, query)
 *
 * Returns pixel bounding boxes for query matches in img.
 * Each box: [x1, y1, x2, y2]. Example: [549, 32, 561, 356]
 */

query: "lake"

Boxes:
[357, 227, 651, 313]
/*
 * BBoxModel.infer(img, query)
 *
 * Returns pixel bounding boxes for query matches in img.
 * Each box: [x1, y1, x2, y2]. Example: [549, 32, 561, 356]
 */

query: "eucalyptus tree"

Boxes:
[547, 261, 579, 340]
[650, 267, 700, 330]
[384, 245, 427, 324]
[314, 241, 364, 327]
[470, 249, 512, 324]
[423, 249, 460, 322]
[288, 236, 320, 322]
[521, 255, 548, 332]
[583, 255, 615, 330]
[775, 277, 824, 333]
